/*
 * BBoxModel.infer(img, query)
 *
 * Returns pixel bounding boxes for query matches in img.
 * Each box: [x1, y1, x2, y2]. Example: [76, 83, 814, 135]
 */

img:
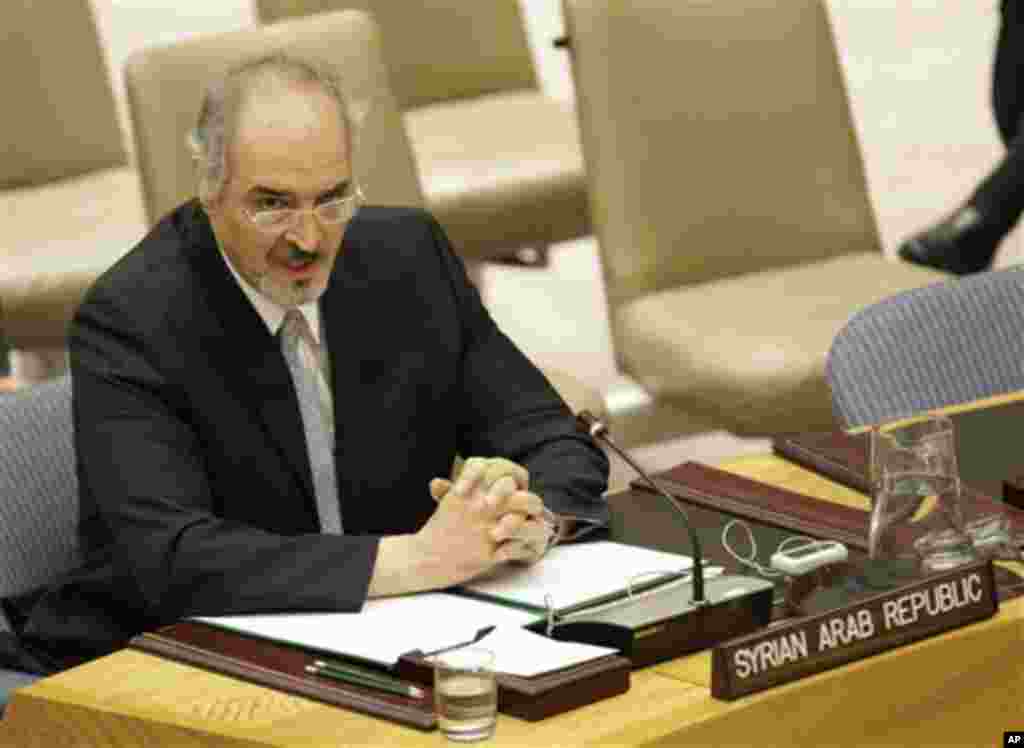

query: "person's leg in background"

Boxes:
[0, 336, 14, 392]
[899, 0, 1024, 275]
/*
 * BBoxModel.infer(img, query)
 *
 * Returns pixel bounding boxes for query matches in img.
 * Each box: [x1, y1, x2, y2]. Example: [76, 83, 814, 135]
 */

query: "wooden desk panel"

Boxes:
[1, 661, 704, 747]
[4, 450, 1022, 746]
[718, 453, 872, 512]
[648, 453, 1024, 747]
[651, 593, 1023, 747]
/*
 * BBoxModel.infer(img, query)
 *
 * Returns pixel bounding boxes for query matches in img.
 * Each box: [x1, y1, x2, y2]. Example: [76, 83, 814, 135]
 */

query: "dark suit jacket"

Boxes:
[14, 201, 608, 668]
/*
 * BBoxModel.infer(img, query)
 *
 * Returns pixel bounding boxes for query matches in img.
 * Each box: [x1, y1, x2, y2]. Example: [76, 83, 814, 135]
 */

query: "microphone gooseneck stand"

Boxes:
[576, 410, 706, 606]
[569, 410, 776, 668]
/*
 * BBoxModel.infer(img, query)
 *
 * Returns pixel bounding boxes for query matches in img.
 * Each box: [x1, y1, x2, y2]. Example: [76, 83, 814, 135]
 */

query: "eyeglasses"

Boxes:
[243, 186, 364, 234]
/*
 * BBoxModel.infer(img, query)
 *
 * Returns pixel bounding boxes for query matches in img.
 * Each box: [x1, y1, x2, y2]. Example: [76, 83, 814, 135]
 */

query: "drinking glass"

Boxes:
[869, 415, 977, 573]
[432, 647, 497, 742]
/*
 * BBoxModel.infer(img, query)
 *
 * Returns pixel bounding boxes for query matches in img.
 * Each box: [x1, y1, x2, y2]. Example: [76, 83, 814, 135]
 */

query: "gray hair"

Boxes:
[188, 52, 357, 203]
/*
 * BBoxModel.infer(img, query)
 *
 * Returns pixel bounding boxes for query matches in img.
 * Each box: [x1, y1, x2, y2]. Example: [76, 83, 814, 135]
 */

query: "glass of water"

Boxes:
[869, 415, 977, 573]
[432, 647, 497, 742]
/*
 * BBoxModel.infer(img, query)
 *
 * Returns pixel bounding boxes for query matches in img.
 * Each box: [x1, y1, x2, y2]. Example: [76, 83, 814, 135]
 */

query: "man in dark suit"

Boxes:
[7, 54, 608, 671]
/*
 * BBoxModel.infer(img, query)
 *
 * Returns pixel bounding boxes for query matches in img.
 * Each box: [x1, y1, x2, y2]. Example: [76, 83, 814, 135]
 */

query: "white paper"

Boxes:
[470, 626, 618, 677]
[463, 541, 693, 611]
[194, 592, 540, 666]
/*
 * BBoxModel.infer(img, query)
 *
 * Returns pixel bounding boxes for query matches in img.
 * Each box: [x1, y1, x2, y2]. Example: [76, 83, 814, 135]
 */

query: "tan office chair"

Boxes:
[125, 11, 422, 224]
[562, 0, 946, 437]
[0, 0, 145, 368]
[124, 9, 605, 421]
[253, 1, 589, 268]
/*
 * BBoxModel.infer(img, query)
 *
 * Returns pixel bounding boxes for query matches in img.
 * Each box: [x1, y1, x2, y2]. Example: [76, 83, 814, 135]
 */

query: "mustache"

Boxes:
[288, 244, 318, 261]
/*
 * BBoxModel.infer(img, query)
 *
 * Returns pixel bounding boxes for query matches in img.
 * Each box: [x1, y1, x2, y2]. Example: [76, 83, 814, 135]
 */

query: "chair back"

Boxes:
[826, 268, 1024, 428]
[125, 9, 423, 225]
[562, 0, 881, 315]
[1, 0, 126, 189]
[0, 377, 78, 632]
[253, 0, 538, 110]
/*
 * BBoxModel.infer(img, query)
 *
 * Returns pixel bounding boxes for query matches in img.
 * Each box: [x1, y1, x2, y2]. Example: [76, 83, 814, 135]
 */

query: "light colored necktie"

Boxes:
[280, 310, 343, 534]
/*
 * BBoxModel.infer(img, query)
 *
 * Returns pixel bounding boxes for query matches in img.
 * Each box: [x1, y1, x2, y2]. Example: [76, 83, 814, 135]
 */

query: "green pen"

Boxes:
[311, 658, 420, 689]
[305, 663, 426, 700]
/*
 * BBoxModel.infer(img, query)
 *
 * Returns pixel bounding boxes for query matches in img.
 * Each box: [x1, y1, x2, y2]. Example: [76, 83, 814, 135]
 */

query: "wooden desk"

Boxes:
[3, 455, 1022, 747]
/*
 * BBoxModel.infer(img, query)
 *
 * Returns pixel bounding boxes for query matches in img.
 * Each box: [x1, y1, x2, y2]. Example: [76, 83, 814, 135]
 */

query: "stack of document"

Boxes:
[461, 540, 693, 615]
[467, 626, 618, 677]
[195, 593, 536, 666]
[195, 541, 692, 670]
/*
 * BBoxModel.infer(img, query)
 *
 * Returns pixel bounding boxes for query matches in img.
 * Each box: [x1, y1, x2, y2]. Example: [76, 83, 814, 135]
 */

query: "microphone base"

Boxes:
[546, 575, 775, 668]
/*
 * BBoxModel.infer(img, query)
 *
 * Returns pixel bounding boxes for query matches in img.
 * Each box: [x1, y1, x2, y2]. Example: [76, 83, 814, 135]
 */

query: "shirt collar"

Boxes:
[216, 241, 321, 344]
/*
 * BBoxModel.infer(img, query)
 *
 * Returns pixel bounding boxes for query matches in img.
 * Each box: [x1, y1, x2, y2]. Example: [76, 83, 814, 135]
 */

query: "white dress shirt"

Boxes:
[216, 245, 334, 441]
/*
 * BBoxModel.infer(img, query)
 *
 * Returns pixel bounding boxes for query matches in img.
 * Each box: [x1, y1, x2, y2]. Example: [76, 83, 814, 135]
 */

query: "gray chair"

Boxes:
[825, 267, 1024, 428]
[0, 376, 79, 710]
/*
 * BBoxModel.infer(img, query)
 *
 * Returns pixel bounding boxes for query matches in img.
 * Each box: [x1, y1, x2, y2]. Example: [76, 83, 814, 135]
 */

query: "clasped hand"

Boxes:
[417, 457, 556, 586]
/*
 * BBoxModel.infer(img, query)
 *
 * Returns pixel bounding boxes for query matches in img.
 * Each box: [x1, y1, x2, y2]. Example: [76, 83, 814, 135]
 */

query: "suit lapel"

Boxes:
[321, 232, 367, 488]
[181, 202, 317, 506]
[248, 340, 318, 507]
[320, 219, 385, 529]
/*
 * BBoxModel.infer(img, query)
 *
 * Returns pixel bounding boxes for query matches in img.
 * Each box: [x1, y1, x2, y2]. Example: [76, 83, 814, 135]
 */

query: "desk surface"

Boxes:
[3, 456, 1023, 746]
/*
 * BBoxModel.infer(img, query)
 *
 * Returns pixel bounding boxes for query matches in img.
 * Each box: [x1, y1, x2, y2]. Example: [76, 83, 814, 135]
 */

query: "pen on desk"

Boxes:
[311, 661, 421, 693]
[305, 662, 426, 700]
[312, 658, 400, 681]
[312, 658, 425, 691]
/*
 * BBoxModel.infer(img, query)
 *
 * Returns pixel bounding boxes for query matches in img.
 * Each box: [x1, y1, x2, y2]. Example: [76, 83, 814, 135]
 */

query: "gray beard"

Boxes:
[256, 270, 325, 308]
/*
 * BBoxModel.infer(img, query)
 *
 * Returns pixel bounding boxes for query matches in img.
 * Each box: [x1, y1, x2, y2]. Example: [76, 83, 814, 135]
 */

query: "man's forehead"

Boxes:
[230, 148, 353, 195]
[228, 84, 352, 189]
[236, 83, 347, 139]
[240, 83, 343, 131]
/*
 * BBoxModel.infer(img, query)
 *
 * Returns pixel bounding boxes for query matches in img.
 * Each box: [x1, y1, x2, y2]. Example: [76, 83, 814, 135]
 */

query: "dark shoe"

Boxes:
[897, 205, 1004, 275]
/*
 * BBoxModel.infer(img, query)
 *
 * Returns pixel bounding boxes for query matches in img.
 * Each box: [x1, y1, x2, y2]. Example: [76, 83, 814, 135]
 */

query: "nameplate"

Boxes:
[711, 560, 998, 700]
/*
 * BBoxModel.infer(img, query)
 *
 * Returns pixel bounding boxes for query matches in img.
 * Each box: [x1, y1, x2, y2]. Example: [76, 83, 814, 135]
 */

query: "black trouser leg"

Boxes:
[993, 0, 1024, 146]
[971, 0, 1024, 234]
[968, 128, 1024, 237]
[899, 2, 1024, 273]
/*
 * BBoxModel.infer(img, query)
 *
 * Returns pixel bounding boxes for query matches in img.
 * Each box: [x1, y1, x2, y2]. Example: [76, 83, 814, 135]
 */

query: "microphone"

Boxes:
[571, 410, 775, 667]
[576, 410, 706, 606]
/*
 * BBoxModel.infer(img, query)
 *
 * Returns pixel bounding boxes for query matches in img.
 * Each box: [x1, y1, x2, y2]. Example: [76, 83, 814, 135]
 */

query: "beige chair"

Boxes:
[124, 11, 423, 224]
[124, 9, 604, 420]
[0, 0, 146, 365]
[562, 0, 947, 437]
[253, 0, 589, 269]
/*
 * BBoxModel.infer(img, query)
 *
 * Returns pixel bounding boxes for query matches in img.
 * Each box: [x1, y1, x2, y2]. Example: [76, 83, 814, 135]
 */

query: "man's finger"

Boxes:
[492, 489, 545, 519]
[493, 539, 529, 563]
[505, 517, 554, 551]
[494, 539, 544, 565]
[484, 475, 519, 510]
[481, 458, 528, 491]
[450, 457, 487, 498]
[489, 512, 526, 543]
[429, 478, 452, 502]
